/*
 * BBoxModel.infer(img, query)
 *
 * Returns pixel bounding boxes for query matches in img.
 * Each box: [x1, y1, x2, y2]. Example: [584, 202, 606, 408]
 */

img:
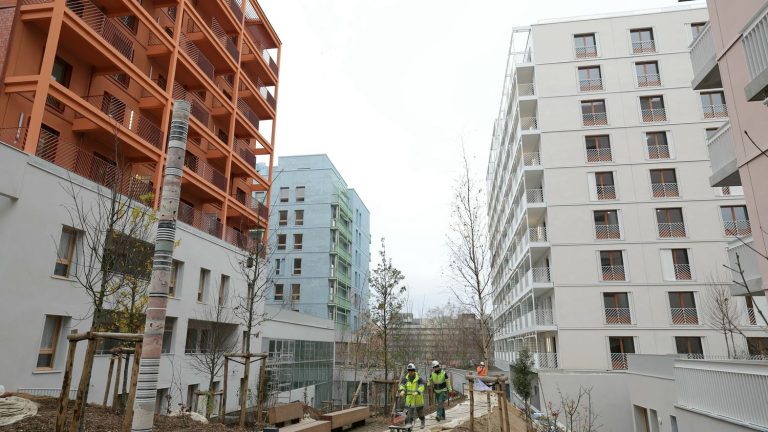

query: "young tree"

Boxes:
[511, 349, 535, 432]
[703, 279, 747, 358]
[447, 148, 495, 368]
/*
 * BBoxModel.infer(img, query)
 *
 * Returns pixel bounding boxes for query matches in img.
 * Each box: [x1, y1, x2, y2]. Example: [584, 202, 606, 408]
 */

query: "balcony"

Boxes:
[689, 23, 720, 90]
[526, 188, 544, 204]
[224, 225, 252, 249]
[63, 0, 134, 61]
[611, 353, 629, 370]
[579, 78, 603, 92]
[605, 308, 631, 325]
[641, 108, 667, 123]
[528, 225, 547, 243]
[637, 73, 661, 87]
[587, 148, 612, 163]
[520, 116, 538, 131]
[330, 242, 353, 265]
[0, 127, 28, 151]
[183, 153, 226, 192]
[727, 238, 762, 296]
[652, 183, 679, 198]
[522, 152, 541, 167]
[228, 191, 267, 221]
[744, 6, 768, 100]
[173, 82, 210, 127]
[582, 112, 607, 126]
[535, 308, 554, 326]
[632, 40, 656, 54]
[595, 224, 620, 240]
[518, 83, 535, 96]
[707, 124, 740, 187]
[532, 267, 551, 284]
[601, 265, 626, 281]
[178, 201, 222, 238]
[596, 185, 616, 200]
[671, 307, 698, 325]
[658, 222, 686, 238]
[237, 97, 261, 131]
[674, 264, 692, 280]
[702, 104, 728, 119]
[179, 33, 215, 80]
[533, 352, 559, 369]
[76, 94, 164, 150]
[724, 220, 752, 237]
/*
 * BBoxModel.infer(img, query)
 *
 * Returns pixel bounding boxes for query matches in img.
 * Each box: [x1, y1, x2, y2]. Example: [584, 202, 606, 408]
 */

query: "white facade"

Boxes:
[0, 143, 335, 413]
[487, 4, 768, 378]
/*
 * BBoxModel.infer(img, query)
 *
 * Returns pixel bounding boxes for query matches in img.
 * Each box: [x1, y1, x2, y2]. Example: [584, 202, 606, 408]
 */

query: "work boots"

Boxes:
[420, 418, 425, 429]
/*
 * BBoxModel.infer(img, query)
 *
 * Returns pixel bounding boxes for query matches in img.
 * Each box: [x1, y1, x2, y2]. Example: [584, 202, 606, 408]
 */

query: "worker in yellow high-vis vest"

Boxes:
[399, 363, 426, 429]
[428, 360, 453, 421]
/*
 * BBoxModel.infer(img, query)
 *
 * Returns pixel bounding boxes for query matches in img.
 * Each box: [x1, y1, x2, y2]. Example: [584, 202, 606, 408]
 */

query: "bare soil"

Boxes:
[451, 405, 528, 432]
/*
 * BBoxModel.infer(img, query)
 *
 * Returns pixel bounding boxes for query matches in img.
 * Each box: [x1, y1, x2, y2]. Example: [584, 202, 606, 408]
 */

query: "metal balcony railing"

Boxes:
[587, 148, 612, 162]
[0, 126, 28, 150]
[62, 0, 134, 61]
[237, 98, 260, 130]
[690, 23, 715, 81]
[652, 182, 679, 198]
[641, 108, 667, 122]
[228, 0, 243, 21]
[520, 117, 538, 130]
[671, 307, 699, 324]
[723, 220, 752, 237]
[575, 45, 597, 58]
[518, 83, 535, 96]
[744, 7, 768, 82]
[78, 94, 164, 149]
[611, 353, 629, 370]
[595, 224, 621, 239]
[582, 112, 607, 126]
[173, 82, 210, 126]
[210, 17, 239, 61]
[604, 308, 631, 324]
[747, 307, 757, 326]
[703, 104, 728, 119]
[579, 78, 603, 92]
[674, 264, 693, 280]
[708, 124, 736, 177]
[256, 78, 277, 110]
[262, 49, 279, 76]
[233, 138, 256, 167]
[526, 188, 544, 203]
[532, 267, 551, 283]
[522, 152, 541, 166]
[177, 201, 222, 238]
[180, 33, 215, 80]
[647, 144, 670, 159]
[224, 225, 251, 249]
[534, 352, 559, 369]
[535, 308, 553, 325]
[637, 73, 661, 87]
[658, 222, 686, 238]
[596, 185, 616, 200]
[528, 226, 547, 242]
[183, 153, 226, 191]
[632, 40, 656, 54]
[601, 265, 626, 281]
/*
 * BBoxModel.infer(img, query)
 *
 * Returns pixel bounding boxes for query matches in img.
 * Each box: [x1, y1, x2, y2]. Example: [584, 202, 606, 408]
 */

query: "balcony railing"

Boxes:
[233, 138, 256, 167]
[579, 78, 603, 92]
[575, 45, 597, 58]
[611, 353, 629, 370]
[237, 98, 260, 130]
[587, 148, 612, 162]
[256, 78, 277, 110]
[518, 83, 535, 96]
[210, 17, 239, 61]
[520, 117, 538, 130]
[658, 222, 686, 238]
[224, 225, 251, 249]
[596, 185, 616, 200]
[180, 33, 215, 80]
[63, 0, 134, 61]
[228, 0, 243, 21]
[78, 94, 164, 149]
[173, 82, 210, 126]
[632, 40, 656, 54]
[604, 308, 631, 325]
[0, 126, 28, 151]
[535, 308, 554, 325]
[641, 108, 667, 122]
[532, 267, 551, 283]
[178, 201, 222, 238]
[595, 224, 620, 239]
[582, 112, 607, 126]
[637, 74, 661, 87]
[526, 188, 544, 203]
[703, 104, 728, 119]
[689, 23, 717, 87]
[647, 144, 670, 159]
[652, 182, 679, 198]
[534, 352, 559, 369]
[528, 226, 547, 242]
[674, 264, 692, 280]
[671, 307, 698, 324]
[522, 152, 541, 166]
[183, 153, 226, 191]
[601, 265, 626, 281]
[724, 220, 752, 237]
[708, 124, 736, 181]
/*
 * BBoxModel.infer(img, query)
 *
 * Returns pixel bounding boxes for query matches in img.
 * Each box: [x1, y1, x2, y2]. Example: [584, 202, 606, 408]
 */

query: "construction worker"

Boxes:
[399, 363, 426, 429]
[476, 361, 488, 377]
[428, 360, 452, 422]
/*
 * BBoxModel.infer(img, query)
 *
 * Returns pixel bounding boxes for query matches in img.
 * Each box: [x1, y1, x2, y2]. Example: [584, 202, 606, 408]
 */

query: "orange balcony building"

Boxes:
[0, 0, 280, 248]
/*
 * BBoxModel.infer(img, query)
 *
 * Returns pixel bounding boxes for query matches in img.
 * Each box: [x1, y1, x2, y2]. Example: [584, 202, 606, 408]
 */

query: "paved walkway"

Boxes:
[377, 392, 498, 431]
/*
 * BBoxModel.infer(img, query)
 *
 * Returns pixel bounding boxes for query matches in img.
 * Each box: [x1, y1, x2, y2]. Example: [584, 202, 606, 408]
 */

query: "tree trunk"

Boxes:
[130, 101, 191, 432]
[69, 337, 97, 432]
[239, 358, 250, 427]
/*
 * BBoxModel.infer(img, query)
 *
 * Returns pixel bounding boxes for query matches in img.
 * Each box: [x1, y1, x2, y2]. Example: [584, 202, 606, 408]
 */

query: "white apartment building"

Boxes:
[487, 5, 768, 429]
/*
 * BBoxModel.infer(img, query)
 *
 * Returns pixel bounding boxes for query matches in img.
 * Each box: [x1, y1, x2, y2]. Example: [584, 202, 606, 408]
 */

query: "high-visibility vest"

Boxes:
[429, 370, 452, 393]
[476, 366, 487, 376]
[399, 373, 425, 407]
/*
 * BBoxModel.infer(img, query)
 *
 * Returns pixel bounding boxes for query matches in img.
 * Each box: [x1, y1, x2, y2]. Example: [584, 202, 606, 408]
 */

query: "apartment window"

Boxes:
[669, 292, 698, 324]
[169, 260, 182, 297]
[274, 284, 284, 301]
[603, 292, 631, 324]
[293, 234, 303, 250]
[235, 188, 246, 205]
[574, 33, 597, 58]
[691, 22, 707, 39]
[48, 57, 72, 112]
[630, 28, 656, 53]
[277, 234, 287, 250]
[635, 61, 660, 87]
[197, 268, 209, 302]
[584, 135, 612, 162]
[278, 210, 288, 226]
[650, 169, 679, 198]
[656, 208, 685, 238]
[594, 210, 620, 239]
[640, 96, 667, 122]
[675, 336, 703, 358]
[295, 210, 304, 226]
[218, 275, 229, 306]
[293, 258, 302, 275]
[746, 296, 758, 326]
[700, 91, 728, 118]
[291, 284, 301, 301]
[295, 186, 305, 202]
[275, 258, 282, 276]
[36, 315, 63, 369]
[600, 250, 625, 281]
[645, 131, 670, 159]
[594, 171, 616, 200]
[161, 317, 175, 354]
[747, 337, 768, 356]
[609, 336, 635, 370]
[54, 226, 77, 277]
[669, 249, 692, 280]
[721, 205, 751, 236]
[578, 66, 603, 91]
[581, 100, 607, 126]
[279, 187, 289, 203]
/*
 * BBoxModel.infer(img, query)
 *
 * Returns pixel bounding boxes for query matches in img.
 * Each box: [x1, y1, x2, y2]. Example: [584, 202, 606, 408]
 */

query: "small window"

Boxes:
[275, 258, 282, 276]
[218, 275, 229, 306]
[118, 15, 139, 34]
[277, 234, 286, 250]
[293, 234, 303, 250]
[54, 226, 77, 277]
[747, 337, 768, 356]
[161, 317, 175, 354]
[594, 171, 616, 200]
[274, 284, 284, 301]
[700, 91, 727, 118]
[635, 61, 660, 87]
[169, 260, 182, 297]
[656, 208, 685, 238]
[669, 292, 698, 324]
[581, 100, 607, 126]
[197, 268, 210, 302]
[640, 96, 666, 122]
[630, 28, 656, 53]
[691, 22, 707, 40]
[574, 33, 597, 58]
[609, 336, 635, 369]
[578, 66, 603, 91]
[293, 258, 302, 275]
[295, 186, 305, 202]
[585, 135, 611, 162]
[279, 210, 287, 226]
[672, 249, 692, 280]
[291, 284, 301, 301]
[645, 132, 670, 159]
[600, 250, 625, 281]
[295, 210, 304, 226]
[279, 187, 289, 203]
[675, 336, 703, 357]
[721, 205, 751, 236]
[51, 57, 72, 87]
[593, 210, 620, 239]
[603, 293, 631, 324]
[37, 315, 63, 369]
[650, 169, 679, 198]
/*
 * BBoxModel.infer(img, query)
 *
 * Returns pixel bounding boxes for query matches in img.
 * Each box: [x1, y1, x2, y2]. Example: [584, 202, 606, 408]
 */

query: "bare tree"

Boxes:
[703, 278, 748, 358]
[447, 148, 495, 368]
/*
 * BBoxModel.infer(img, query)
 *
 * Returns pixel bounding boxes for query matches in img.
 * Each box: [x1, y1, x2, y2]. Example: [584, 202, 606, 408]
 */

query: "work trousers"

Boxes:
[435, 391, 448, 419]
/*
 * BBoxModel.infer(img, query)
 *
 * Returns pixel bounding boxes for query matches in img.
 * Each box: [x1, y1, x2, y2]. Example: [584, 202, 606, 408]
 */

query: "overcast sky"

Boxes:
[259, 0, 698, 314]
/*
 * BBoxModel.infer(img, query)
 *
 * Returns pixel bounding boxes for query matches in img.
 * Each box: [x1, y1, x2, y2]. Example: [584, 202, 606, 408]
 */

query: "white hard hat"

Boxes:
[480, 361, 485, 366]
[431, 360, 440, 368]
[407, 363, 416, 370]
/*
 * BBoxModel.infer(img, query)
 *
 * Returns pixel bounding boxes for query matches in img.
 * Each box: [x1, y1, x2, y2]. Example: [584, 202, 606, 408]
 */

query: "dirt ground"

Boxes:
[451, 405, 528, 432]
[3, 395, 228, 432]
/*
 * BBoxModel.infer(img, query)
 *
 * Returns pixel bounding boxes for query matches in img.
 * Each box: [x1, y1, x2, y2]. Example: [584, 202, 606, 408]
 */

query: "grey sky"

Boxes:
[259, 0, 696, 313]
